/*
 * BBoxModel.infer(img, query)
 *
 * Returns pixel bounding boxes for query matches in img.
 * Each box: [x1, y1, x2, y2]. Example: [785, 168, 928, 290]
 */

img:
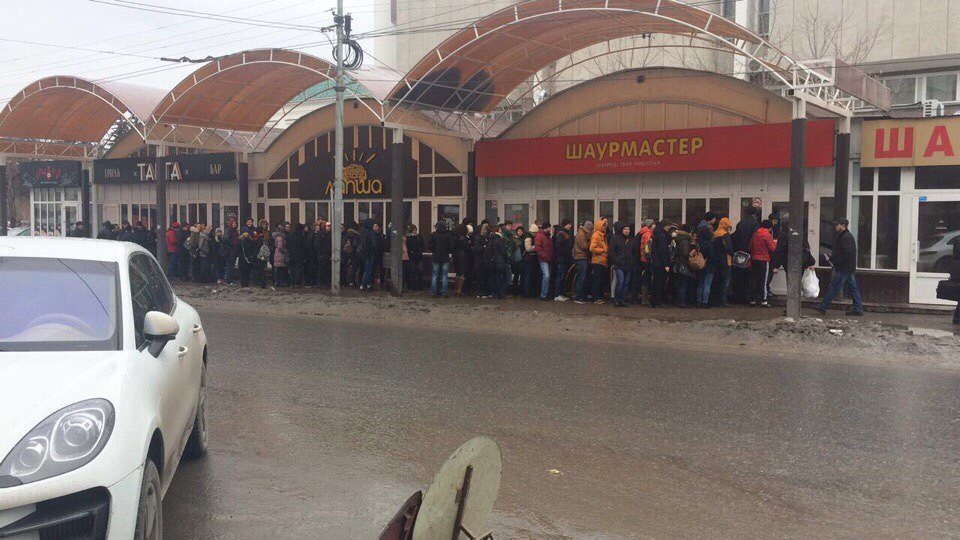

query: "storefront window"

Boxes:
[917, 201, 960, 273]
[641, 199, 660, 222]
[818, 197, 835, 266]
[916, 166, 960, 190]
[685, 198, 706, 226]
[305, 202, 316, 225]
[663, 199, 682, 226]
[878, 168, 901, 191]
[708, 198, 730, 218]
[599, 201, 614, 221]
[876, 196, 900, 270]
[357, 202, 371, 222]
[438, 204, 460, 229]
[617, 199, 636, 222]
[577, 200, 594, 226]
[536, 200, 551, 224]
[212, 203, 221, 229]
[484, 201, 499, 224]
[559, 200, 575, 225]
[318, 202, 329, 222]
[852, 195, 874, 269]
[859, 166, 875, 191]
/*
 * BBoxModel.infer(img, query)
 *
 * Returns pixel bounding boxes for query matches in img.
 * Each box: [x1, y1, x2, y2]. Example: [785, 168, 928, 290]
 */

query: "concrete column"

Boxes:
[833, 117, 851, 222]
[81, 167, 92, 238]
[390, 127, 404, 295]
[155, 148, 167, 266]
[466, 151, 478, 222]
[0, 157, 7, 236]
[786, 99, 807, 319]
[238, 161, 250, 224]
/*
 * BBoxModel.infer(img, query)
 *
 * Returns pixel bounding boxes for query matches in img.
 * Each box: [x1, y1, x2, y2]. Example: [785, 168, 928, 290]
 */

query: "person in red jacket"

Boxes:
[165, 222, 180, 279]
[749, 219, 778, 307]
[533, 222, 554, 300]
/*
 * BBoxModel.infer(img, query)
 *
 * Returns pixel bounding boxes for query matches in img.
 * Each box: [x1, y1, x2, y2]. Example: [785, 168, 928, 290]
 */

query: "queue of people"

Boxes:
[423, 209, 837, 313]
[88, 208, 883, 318]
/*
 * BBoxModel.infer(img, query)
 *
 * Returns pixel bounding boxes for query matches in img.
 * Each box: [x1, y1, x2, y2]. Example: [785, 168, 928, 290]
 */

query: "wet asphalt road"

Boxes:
[165, 309, 960, 538]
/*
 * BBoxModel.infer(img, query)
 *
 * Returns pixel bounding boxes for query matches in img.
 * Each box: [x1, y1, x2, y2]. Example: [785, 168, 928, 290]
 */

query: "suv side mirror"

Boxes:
[144, 311, 179, 358]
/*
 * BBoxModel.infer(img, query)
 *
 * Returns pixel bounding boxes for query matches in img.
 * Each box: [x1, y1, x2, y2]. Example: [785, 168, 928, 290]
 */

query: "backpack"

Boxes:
[257, 243, 270, 262]
[688, 247, 706, 271]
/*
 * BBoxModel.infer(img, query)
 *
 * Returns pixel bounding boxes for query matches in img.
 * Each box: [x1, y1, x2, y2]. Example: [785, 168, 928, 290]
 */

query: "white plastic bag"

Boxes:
[801, 268, 820, 299]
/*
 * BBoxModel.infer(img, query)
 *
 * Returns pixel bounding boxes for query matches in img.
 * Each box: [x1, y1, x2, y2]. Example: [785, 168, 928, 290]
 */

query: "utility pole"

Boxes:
[330, 0, 345, 294]
[786, 98, 807, 319]
[0, 155, 8, 236]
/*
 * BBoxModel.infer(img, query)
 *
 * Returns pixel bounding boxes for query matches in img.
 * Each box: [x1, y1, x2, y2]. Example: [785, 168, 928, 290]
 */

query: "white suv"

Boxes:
[0, 237, 208, 539]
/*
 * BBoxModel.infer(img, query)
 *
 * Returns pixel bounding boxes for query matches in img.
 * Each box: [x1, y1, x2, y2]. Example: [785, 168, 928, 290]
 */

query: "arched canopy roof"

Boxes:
[147, 48, 397, 135]
[0, 76, 165, 143]
[389, 0, 793, 114]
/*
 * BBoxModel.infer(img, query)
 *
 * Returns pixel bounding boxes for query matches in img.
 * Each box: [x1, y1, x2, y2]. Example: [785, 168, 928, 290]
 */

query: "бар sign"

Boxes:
[93, 153, 236, 184]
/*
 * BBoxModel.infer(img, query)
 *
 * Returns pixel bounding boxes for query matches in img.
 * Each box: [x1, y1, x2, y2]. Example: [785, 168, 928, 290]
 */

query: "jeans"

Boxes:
[362, 256, 376, 287]
[167, 251, 179, 278]
[574, 260, 589, 301]
[614, 267, 632, 304]
[696, 270, 714, 305]
[715, 263, 731, 305]
[819, 271, 864, 313]
[431, 262, 450, 296]
[539, 261, 551, 299]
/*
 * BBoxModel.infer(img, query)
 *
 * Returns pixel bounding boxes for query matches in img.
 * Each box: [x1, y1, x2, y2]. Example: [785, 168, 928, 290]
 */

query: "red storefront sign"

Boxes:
[475, 121, 835, 177]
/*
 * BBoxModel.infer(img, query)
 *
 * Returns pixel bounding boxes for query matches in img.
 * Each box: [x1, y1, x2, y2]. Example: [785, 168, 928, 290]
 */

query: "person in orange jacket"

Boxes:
[749, 219, 778, 307]
[589, 219, 609, 304]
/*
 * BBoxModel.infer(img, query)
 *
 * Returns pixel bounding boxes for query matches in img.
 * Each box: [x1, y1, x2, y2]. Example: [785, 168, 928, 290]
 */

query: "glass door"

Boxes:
[911, 193, 960, 304]
[503, 203, 529, 231]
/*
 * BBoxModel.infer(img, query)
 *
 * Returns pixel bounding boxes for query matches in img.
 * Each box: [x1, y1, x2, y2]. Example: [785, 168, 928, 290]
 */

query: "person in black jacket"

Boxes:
[731, 207, 760, 304]
[430, 221, 455, 297]
[403, 224, 424, 291]
[287, 223, 307, 288]
[552, 219, 575, 301]
[486, 224, 510, 299]
[358, 218, 379, 290]
[609, 223, 633, 307]
[816, 218, 864, 316]
[649, 222, 671, 308]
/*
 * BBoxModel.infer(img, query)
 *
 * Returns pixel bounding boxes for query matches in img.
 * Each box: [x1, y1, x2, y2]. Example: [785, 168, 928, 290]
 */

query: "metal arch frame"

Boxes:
[145, 51, 385, 147]
[481, 40, 746, 137]
[383, 3, 841, 124]
[0, 76, 149, 149]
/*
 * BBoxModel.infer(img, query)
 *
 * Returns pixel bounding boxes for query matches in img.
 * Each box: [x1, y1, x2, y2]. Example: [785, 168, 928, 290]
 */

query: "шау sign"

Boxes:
[862, 117, 960, 167]
[20, 160, 82, 188]
[93, 153, 236, 184]
[475, 121, 836, 177]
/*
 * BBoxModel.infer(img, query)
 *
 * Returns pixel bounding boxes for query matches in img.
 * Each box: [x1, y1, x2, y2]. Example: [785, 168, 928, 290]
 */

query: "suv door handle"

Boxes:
[178, 346, 189, 359]
[192, 324, 203, 334]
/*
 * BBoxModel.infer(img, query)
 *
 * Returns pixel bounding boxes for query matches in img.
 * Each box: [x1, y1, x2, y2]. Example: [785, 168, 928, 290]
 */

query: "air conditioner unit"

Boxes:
[922, 99, 945, 117]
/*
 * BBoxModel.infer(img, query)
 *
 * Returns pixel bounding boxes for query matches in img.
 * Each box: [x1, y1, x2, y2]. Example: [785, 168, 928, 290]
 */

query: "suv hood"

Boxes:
[0, 351, 130, 457]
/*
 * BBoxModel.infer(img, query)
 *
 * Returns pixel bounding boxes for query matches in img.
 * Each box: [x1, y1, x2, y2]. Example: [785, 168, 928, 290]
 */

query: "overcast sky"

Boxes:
[1, 0, 378, 99]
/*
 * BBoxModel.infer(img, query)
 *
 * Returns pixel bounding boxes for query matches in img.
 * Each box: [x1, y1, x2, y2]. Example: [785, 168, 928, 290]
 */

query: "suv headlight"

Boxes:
[0, 399, 114, 487]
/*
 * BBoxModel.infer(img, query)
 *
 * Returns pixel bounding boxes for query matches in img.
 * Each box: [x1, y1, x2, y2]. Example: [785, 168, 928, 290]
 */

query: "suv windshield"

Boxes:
[0, 257, 120, 351]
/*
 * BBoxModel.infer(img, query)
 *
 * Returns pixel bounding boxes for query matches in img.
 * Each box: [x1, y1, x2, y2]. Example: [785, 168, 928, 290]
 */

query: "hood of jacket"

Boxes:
[715, 217, 733, 237]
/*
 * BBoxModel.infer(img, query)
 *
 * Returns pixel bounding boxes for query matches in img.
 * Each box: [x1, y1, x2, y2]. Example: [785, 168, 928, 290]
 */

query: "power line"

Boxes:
[88, 0, 329, 32]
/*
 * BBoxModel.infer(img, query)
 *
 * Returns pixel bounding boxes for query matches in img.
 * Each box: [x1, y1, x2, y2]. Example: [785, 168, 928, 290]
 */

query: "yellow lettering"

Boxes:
[622, 140, 637, 157]
[371, 179, 383, 194]
[667, 138, 678, 155]
[639, 140, 652, 156]
[678, 138, 689, 155]
[584, 144, 596, 159]
[653, 139, 666, 156]
[596, 142, 609, 160]
[691, 137, 704, 154]
[566, 144, 582, 160]
[608, 142, 620, 158]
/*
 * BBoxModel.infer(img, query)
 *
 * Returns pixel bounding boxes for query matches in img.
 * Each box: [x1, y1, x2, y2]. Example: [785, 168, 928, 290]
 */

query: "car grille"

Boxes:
[0, 487, 109, 540]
